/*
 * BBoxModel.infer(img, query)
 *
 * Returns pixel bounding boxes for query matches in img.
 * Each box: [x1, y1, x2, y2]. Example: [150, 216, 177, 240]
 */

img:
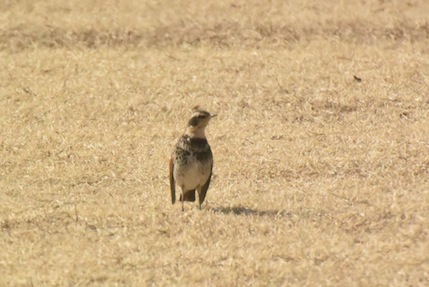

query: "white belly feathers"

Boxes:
[174, 157, 212, 191]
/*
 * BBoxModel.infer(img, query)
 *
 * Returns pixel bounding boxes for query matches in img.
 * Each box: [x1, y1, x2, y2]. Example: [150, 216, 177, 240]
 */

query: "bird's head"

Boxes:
[185, 106, 216, 137]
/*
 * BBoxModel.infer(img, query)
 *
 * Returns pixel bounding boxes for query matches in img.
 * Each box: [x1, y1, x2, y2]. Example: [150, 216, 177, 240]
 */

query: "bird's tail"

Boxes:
[180, 190, 196, 202]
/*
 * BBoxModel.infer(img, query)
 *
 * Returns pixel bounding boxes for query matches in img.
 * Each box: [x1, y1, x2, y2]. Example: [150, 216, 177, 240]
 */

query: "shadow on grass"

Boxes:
[211, 206, 292, 218]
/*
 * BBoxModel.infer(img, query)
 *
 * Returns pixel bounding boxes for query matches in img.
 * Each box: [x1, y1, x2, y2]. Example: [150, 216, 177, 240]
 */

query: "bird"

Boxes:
[169, 106, 216, 211]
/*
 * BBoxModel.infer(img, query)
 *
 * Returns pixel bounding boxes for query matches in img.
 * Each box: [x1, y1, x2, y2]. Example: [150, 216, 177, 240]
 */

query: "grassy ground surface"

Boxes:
[1, 0, 429, 286]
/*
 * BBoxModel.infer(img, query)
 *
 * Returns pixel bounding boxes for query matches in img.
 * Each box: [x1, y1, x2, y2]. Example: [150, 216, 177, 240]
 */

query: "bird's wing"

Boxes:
[198, 163, 212, 205]
[169, 158, 176, 204]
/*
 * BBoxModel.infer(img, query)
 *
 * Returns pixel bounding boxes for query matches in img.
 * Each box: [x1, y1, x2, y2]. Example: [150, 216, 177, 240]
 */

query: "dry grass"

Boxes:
[1, 0, 429, 286]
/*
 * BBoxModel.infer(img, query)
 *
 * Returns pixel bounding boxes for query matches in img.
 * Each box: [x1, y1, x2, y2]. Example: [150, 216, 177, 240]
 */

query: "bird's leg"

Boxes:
[181, 187, 185, 211]
[197, 188, 202, 210]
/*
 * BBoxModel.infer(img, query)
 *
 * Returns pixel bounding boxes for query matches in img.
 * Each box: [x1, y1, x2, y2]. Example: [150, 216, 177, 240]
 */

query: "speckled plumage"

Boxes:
[169, 107, 215, 210]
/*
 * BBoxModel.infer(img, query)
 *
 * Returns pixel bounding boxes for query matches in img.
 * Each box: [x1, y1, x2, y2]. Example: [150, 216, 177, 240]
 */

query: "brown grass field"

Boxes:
[1, 0, 429, 286]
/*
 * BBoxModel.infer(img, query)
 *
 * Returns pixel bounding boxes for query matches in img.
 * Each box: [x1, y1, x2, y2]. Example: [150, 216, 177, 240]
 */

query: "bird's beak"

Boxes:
[210, 114, 217, 118]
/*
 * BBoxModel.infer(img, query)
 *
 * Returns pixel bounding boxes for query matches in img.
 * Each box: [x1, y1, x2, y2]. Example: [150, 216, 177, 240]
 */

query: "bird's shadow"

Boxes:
[210, 205, 292, 218]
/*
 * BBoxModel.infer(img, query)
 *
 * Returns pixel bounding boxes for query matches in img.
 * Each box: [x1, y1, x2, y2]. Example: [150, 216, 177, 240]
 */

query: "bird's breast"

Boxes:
[174, 152, 212, 191]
